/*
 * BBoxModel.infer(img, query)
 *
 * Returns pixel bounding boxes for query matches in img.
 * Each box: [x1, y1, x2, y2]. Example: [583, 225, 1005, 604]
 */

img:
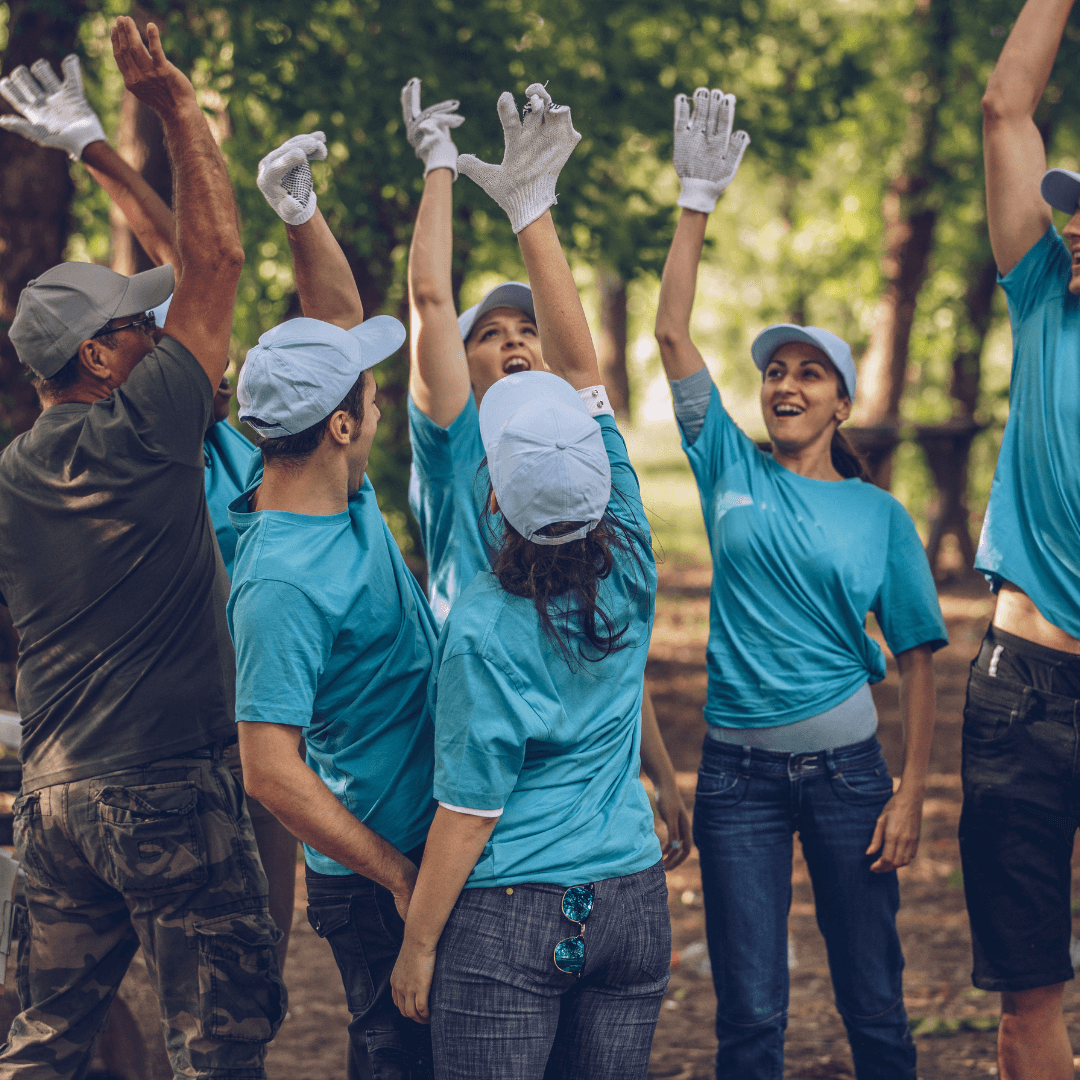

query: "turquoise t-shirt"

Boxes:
[227, 465, 438, 874]
[684, 383, 947, 729]
[204, 419, 256, 578]
[431, 415, 661, 888]
[407, 395, 492, 626]
[975, 227, 1080, 638]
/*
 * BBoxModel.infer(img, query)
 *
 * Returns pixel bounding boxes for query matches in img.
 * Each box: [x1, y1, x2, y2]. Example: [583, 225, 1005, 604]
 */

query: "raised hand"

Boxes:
[457, 82, 581, 234]
[673, 87, 750, 214]
[0, 54, 106, 160]
[257, 132, 328, 226]
[401, 77, 465, 179]
[110, 17, 196, 117]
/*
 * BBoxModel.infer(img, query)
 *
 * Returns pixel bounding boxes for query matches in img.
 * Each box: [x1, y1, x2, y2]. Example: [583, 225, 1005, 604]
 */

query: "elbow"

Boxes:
[180, 241, 245, 281]
[981, 86, 1026, 127]
[409, 280, 454, 313]
[654, 324, 689, 352]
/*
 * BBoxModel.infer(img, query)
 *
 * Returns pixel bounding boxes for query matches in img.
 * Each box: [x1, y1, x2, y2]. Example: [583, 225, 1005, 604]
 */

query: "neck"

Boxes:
[253, 457, 352, 515]
[41, 383, 112, 408]
[770, 431, 842, 481]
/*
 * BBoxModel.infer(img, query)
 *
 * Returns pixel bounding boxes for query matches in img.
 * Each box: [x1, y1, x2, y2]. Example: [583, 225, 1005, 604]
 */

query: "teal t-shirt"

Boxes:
[204, 420, 256, 578]
[407, 394, 492, 626]
[431, 415, 661, 888]
[227, 465, 438, 874]
[684, 383, 947, 729]
[975, 227, 1080, 638]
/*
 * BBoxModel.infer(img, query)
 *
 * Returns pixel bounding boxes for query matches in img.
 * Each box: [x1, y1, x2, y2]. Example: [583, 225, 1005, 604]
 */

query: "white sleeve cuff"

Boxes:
[578, 385, 616, 418]
[438, 801, 503, 818]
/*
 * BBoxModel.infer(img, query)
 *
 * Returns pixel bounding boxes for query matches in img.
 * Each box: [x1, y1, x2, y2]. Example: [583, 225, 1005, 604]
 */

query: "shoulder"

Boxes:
[441, 575, 536, 665]
[999, 227, 1071, 315]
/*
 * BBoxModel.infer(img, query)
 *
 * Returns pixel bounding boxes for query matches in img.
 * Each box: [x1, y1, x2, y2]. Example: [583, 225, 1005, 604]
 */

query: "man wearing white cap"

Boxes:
[957, 3, 1080, 1077]
[400, 77, 691, 869]
[227, 135, 437, 1079]
[0, 19, 286, 1080]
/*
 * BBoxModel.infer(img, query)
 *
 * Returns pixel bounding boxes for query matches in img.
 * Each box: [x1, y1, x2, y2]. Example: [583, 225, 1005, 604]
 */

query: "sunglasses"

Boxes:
[553, 884, 594, 977]
[91, 311, 156, 339]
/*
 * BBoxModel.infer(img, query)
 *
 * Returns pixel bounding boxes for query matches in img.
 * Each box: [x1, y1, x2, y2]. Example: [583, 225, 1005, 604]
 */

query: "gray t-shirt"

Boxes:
[0, 335, 236, 790]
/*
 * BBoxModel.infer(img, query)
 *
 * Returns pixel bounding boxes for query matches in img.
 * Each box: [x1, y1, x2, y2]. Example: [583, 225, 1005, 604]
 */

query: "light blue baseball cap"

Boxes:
[1041, 168, 1080, 214]
[458, 281, 534, 341]
[150, 293, 172, 326]
[237, 315, 406, 438]
[750, 323, 857, 402]
[479, 370, 611, 545]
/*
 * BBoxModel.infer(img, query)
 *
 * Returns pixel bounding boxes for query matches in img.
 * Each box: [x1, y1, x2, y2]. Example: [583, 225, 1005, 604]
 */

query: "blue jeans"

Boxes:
[430, 860, 670, 1080]
[693, 734, 916, 1080]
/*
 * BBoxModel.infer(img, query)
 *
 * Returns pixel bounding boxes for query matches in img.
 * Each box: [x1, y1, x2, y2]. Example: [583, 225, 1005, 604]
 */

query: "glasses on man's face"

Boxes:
[91, 311, 156, 339]
[553, 884, 594, 977]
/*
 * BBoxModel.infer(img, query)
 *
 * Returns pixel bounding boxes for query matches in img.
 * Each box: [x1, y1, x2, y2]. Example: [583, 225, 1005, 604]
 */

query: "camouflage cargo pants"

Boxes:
[0, 749, 287, 1079]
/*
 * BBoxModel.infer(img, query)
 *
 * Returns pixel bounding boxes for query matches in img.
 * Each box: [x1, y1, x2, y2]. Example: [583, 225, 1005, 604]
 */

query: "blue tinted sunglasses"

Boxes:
[554, 884, 594, 977]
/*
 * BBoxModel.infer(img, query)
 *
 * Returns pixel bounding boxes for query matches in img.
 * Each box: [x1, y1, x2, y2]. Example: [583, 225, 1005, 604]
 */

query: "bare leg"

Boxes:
[998, 983, 1072, 1080]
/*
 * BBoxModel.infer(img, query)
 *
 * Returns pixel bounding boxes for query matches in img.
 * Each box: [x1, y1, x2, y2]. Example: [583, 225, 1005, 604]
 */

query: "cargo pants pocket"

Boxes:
[193, 911, 286, 1044]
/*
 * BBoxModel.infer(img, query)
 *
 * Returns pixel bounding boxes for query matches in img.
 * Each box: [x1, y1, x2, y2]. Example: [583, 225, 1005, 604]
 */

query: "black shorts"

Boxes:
[958, 626, 1080, 992]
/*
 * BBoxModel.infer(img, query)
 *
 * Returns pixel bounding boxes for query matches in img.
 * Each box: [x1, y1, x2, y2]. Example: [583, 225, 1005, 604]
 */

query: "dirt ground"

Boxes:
[4, 564, 1079, 1079]
[252, 563, 1080, 1080]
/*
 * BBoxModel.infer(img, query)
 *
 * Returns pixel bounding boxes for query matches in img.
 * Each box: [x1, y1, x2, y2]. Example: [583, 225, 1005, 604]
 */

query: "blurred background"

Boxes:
[3, 0, 1080, 574]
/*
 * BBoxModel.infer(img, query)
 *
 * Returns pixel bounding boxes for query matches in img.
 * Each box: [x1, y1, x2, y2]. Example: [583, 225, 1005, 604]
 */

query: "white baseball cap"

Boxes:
[479, 370, 611, 545]
[750, 323, 857, 401]
[238, 315, 405, 438]
[458, 281, 534, 341]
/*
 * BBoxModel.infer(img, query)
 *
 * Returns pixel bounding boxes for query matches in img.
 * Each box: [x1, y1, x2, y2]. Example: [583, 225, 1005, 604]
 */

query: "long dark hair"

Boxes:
[830, 427, 869, 480]
[480, 491, 650, 670]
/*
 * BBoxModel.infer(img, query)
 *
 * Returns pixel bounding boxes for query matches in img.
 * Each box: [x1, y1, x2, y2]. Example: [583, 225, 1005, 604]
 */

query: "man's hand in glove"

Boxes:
[401, 77, 464, 179]
[257, 131, 328, 227]
[673, 87, 750, 214]
[0, 54, 106, 161]
[457, 82, 581, 234]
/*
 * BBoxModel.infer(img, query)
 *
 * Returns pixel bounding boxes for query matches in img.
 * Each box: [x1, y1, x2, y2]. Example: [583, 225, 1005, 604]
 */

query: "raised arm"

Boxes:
[983, 0, 1074, 276]
[458, 83, 597, 388]
[401, 79, 471, 426]
[656, 88, 749, 381]
[111, 17, 243, 386]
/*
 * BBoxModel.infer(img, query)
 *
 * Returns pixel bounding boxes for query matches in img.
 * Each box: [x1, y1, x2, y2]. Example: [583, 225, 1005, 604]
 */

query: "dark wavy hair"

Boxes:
[258, 370, 366, 465]
[830, 428, 869, 480]
[480, 489, 651, 670]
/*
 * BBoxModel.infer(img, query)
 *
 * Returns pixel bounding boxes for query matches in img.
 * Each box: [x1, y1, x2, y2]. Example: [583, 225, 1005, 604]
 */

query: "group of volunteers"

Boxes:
[0, 1, 1075, 1078]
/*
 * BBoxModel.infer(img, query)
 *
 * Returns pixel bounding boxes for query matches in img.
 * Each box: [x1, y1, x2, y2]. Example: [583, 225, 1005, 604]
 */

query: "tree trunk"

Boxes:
[597, 270, 630, 420]
[0, 0, 89, 446]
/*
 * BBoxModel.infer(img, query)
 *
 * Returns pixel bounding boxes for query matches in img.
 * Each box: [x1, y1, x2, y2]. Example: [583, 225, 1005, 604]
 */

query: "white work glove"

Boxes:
[401, 77, 464, 179]
[0, 54, 106, 161]
[457, 83, 581, 234]
[256, 131, 328, 226]
[673, 87, 750, 214]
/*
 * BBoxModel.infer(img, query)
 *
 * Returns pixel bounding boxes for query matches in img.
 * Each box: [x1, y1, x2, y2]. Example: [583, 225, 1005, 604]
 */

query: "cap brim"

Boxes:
[113, 264, 175, 320]
[459, 282, 534, 340]
[478, 370, 587, 457]
[346, 315, 407, 371]
[1041, 168, 1080, 214]
[750, 324, 824, 371]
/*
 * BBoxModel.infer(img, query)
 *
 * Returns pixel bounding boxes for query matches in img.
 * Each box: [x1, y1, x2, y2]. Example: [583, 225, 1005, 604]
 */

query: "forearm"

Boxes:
[408, 169, 470, 422]
[896, 646, 936, 795]
[639, 683, 677, 792]
[516, 211, 600, 389]
[82, 139, 178, 271]
[287, 210, 364, 330]
[655, 209, 707, 381]
[984, 0, 1075, 118]
[402, 806, 497, 951]
[238, 722, 417, 895]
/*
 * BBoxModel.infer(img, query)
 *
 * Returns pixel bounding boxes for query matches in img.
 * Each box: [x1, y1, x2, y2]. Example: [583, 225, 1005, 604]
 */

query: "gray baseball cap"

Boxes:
[10, 262, 174, 378]
[1041, 168, 1080, 214]
[238, 315, 406, 438]
[479, 370, 611, 546]
[458, 281, 534, 341]
[750, 323, 857, 402]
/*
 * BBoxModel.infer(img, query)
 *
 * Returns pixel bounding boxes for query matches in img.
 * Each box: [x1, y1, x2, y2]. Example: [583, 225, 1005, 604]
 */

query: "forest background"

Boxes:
[2, 0, 1079, 575]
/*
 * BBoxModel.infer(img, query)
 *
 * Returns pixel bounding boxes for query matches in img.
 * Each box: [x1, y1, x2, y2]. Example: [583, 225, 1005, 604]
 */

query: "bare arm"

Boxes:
[639, 682, 691, 869]
[391, 806, 498, 1023]
[408, 169, 471, 426]
[238, 721, 418, 913]
[866, 644, 935, 873]
[515, 211, 600, 389]
[286, 210, 364, 330]
[983, 0, 1074, 275]
[112, 17, 243, 387]
[655, 209, 708, 381]
[82, 138, 178, 271]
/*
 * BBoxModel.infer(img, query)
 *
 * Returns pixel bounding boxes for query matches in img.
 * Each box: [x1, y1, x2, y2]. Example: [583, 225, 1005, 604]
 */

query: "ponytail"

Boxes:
[830, 427, 869, 480]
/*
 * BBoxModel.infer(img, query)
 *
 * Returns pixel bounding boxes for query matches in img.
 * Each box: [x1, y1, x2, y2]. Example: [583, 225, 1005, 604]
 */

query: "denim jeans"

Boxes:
[306, 846, 433, 1080]
[693, 734, 916, 1080]
[430, 860, 670, 1080]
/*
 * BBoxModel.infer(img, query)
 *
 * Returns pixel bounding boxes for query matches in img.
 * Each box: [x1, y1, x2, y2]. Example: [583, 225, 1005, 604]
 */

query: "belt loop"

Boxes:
[824, 747, 837, 775]
[741, 747, 752, 774]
